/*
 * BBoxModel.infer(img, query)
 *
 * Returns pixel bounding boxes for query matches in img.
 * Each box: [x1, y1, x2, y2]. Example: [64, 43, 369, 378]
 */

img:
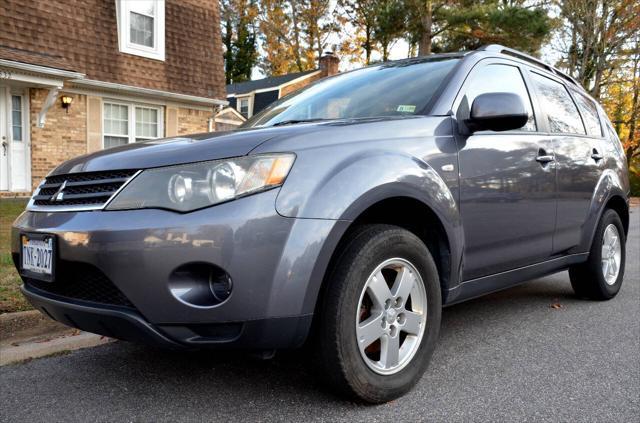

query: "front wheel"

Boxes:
[569, 209, 626, 300]
[315, 225, 441, 403]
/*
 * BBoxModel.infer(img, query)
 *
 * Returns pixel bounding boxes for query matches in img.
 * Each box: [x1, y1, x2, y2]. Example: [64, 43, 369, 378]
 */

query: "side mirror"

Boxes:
[465, 92, 529, 133]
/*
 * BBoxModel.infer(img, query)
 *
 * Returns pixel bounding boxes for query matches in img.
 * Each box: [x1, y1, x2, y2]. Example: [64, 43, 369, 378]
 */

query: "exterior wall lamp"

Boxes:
[61, 95, 73, 113]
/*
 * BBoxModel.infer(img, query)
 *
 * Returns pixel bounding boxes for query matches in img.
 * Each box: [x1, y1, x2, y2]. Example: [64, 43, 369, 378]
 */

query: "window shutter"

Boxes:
[166, 106, 178, 137]
[87, 96, 103, 153]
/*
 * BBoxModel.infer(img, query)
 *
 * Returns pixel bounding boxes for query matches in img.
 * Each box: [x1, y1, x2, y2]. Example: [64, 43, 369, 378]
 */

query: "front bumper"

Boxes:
[22, 285, 312, 349]
[12, 190, 348, 349]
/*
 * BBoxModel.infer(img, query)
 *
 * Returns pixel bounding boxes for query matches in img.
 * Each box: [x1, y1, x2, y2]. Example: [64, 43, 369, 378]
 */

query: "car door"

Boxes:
[527, 72, 602, 253]
[455, 60, 557, 280]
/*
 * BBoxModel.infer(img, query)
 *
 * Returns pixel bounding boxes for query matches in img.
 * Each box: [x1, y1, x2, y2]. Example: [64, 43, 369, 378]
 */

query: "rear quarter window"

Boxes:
[572, 91, 603, 137]
[604, 118, 625, 157]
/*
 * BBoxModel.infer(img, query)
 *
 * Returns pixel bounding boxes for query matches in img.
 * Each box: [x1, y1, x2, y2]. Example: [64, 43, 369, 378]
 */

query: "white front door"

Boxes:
[0, 87, 8, 190]
[0, 86, 30, 192]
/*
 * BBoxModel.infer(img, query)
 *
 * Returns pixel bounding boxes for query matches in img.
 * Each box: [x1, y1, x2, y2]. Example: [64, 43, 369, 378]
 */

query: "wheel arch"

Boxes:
[308, 194, 462, 327]
[576, 164, 630, 254]
[605, 195, 629, 236]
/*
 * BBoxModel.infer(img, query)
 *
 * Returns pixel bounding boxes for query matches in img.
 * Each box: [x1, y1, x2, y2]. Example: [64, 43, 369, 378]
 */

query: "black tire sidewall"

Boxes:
[587, 209, 626, 298]
[327, 226, 441, 402]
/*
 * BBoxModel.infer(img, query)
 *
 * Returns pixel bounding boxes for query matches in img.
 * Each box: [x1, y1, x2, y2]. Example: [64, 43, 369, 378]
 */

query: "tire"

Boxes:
[315, 224, 441, 403]
[569, 209, 626, 300]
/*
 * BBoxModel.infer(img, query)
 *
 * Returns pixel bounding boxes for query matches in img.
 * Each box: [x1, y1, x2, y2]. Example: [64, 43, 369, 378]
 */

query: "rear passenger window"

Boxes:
[458, 64, 536, 131]
[530, 72, 585, 135]
[573, 91, 602, 137]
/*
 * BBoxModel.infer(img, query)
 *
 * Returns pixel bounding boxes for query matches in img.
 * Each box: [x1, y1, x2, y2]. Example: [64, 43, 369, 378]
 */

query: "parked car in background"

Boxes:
[12, 45, 629, 403]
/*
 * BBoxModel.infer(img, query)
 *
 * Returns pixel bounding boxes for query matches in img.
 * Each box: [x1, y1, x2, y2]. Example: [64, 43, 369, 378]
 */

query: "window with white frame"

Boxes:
[238, 97, 250, 118]
[116, 0, 165, 61]
[103, 102, 163, 149]
[135, 107, 159, 141]
[11, 95, 23, 141]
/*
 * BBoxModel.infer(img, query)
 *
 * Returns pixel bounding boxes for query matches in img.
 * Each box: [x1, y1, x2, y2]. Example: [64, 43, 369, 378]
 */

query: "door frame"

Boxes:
[0, 84, 31, 192]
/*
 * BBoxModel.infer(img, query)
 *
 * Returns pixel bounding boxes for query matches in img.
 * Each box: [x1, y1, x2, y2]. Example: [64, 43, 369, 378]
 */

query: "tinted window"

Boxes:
[530, 72, 585, 134]
[573, 91, 602, 137]
[458, 64, 536, 131]
[605, 120, 624, 156]
[244, 57, 460, 127]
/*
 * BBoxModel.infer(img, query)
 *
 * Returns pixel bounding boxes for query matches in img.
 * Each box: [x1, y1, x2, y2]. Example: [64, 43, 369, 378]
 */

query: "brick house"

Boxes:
[0, 0, 226, 196]
[226, 52, 340, 119]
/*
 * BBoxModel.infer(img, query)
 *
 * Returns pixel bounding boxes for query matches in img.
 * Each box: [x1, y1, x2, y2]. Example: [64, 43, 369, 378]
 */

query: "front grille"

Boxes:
[30, 169, 138, 209]
[24, 261, 136, 309]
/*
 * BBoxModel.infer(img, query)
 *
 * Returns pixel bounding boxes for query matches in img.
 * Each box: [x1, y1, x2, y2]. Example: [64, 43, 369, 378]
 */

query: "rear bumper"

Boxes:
[23, 284, 313, 349]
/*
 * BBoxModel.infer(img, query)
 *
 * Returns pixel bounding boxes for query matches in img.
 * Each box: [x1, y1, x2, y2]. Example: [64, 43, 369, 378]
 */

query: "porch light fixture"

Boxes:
[61, 95, 73, 113]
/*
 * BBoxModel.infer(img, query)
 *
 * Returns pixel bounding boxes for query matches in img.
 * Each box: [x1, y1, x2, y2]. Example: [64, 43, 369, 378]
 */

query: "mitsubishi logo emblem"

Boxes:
[51, 180, 67, 202]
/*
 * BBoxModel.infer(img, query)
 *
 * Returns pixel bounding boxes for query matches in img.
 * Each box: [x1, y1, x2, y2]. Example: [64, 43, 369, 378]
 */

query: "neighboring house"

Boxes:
[226, 53, 340, 119]
[213, 107, 246, 131]
[0, 0, 226, 196]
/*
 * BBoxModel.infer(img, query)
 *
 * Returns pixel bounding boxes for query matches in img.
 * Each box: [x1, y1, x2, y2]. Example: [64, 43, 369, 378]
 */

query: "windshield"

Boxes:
[243, 57, 460, 128]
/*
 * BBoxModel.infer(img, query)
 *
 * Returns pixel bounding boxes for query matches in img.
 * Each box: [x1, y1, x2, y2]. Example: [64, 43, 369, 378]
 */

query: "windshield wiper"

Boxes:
[271, 118, 328, 127]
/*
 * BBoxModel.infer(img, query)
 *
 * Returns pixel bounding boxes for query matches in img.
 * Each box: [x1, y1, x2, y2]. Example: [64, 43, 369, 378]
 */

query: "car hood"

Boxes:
[49, 128, 282, 175]
[49, 116, 435, 175]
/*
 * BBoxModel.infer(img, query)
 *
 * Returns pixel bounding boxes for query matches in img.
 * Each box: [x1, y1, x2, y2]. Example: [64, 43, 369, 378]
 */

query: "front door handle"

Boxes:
[1, 141, 7, 157]
[591, 148, 603, 162]
[536, 148, 554, 164]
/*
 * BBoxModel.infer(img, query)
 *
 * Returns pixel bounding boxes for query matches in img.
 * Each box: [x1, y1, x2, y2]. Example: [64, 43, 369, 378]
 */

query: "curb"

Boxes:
[0, 331, 114, 366]
[0, 310, 63, 340]
[1, 310, 114, 366]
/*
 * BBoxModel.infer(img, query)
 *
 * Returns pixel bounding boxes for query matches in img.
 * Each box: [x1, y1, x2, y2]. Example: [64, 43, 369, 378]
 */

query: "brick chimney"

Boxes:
[319, 52, 339, 77]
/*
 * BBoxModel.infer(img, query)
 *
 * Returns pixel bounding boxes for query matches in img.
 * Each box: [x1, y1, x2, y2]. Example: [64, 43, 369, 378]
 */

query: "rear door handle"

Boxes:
[536, 155, 554, 163]
[536, 148, 555, 164]
[591, 148, 603, 161]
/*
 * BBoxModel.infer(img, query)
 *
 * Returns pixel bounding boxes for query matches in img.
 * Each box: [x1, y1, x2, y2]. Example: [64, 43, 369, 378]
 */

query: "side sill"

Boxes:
[444, 253, 589, 306]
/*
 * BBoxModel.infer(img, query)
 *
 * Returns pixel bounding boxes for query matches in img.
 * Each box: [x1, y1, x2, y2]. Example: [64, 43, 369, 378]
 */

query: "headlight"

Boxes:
[106, 153, 295, 212]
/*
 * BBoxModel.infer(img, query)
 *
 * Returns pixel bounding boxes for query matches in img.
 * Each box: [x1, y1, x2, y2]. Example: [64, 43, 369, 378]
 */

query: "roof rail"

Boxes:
[477, 45, 579, 87]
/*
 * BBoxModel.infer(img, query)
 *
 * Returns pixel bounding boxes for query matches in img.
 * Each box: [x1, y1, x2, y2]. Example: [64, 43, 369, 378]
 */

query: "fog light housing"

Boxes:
[169, 263, 233, 307]
[210, 271, 232, 302]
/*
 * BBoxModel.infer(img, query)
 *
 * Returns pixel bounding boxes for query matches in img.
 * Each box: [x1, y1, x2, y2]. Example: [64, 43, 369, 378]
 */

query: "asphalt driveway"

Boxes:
[1, 206, 638, 422]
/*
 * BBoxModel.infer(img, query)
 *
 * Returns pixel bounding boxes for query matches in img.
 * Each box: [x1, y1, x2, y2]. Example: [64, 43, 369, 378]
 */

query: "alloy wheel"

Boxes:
[601, 224, 622, 285]
[355, 258, 427, 375]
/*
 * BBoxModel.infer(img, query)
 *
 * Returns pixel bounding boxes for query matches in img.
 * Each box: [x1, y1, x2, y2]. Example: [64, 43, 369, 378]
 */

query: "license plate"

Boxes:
[20, 233, 55, 282]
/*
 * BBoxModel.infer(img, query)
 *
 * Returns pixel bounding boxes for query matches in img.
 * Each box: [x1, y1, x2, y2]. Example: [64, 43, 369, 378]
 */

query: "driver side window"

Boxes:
[458, 64, 537, 132]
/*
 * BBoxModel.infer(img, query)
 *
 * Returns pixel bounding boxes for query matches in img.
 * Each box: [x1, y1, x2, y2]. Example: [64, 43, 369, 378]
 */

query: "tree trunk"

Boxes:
[289, 0, 305, 72]
[365, 26, 372, 64]
[568, 21, 577, 77]
[418, 0, 433, 56]
[627, 41, 640, 166]
[223, 13, 234, 84]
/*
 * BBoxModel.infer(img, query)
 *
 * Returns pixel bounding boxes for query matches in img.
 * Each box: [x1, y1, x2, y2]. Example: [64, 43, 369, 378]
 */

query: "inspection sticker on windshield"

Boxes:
[397, 105, 416, 113]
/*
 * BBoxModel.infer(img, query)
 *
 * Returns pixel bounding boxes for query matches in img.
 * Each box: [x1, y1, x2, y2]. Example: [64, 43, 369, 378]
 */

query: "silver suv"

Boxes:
[13, 45, 629, 403]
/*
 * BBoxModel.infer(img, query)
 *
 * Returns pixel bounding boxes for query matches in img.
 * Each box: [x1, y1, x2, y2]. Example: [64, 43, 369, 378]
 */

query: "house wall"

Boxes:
[280, 74, 323, 97]
[0, 0, 225, 101]
[177, 107, 210, 135]
[253, 90, 279, 115]
[24, 91, 212, 191]
[29, 90, 87, 190]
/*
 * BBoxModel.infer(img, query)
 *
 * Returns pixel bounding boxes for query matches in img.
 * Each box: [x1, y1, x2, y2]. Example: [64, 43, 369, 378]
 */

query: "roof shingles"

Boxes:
[226, 70, 318, 96]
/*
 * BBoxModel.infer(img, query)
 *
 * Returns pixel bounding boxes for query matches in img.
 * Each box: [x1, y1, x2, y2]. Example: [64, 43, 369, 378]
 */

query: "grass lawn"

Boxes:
[1, 198, 30, 313]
